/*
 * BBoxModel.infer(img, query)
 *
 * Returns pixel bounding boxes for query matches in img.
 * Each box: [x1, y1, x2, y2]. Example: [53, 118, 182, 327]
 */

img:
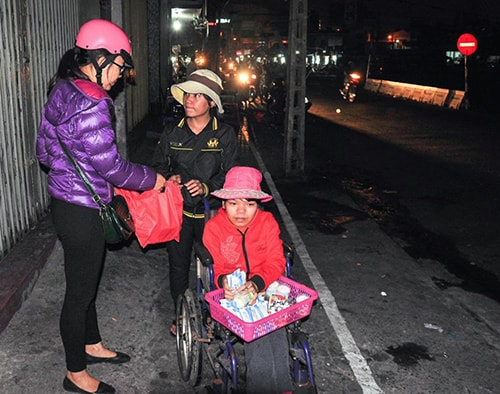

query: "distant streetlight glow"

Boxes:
[172, 20, 182, 31]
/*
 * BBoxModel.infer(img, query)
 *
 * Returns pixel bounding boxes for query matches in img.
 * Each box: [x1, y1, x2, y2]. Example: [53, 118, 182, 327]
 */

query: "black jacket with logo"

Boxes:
[152, 117, 239, 213]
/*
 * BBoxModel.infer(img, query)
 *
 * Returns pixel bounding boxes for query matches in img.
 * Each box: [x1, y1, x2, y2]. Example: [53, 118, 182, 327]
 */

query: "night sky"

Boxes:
[224, 0, 500, 28]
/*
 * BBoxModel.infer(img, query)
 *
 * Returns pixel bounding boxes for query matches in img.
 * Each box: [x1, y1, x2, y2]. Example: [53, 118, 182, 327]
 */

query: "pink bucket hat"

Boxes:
[211, 166, 273, 202]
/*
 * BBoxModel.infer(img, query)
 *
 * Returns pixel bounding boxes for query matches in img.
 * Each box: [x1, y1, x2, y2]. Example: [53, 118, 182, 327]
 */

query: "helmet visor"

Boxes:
[121, 49, 134, 68]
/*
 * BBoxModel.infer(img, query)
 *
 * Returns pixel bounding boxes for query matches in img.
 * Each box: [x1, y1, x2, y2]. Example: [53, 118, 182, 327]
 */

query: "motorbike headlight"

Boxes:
[238, 72, 250, 84]
[195, 55, 206, 66]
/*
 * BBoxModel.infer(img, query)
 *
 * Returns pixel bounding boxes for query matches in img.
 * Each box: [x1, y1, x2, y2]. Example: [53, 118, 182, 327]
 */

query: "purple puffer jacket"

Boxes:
[37, 79, 157, 209]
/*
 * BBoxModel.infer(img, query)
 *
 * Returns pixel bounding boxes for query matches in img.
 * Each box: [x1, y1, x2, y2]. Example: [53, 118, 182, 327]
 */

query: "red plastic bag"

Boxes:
[115, 181, 183, 248]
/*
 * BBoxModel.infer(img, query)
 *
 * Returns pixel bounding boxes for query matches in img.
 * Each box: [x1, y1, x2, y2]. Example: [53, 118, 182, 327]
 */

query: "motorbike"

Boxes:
[266, 78, 286, 118]
[266, 78, 312, 126]
[339, 71, 362, 103]
[236, 69, 258, 103]
[162, 87, 185, 125]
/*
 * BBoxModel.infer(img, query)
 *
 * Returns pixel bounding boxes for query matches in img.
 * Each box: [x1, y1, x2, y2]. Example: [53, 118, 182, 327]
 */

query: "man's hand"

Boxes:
[184, 179, 204, 197]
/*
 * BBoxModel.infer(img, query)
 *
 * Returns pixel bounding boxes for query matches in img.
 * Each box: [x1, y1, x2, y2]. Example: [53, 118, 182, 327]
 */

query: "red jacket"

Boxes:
[203, 207, 286, 292]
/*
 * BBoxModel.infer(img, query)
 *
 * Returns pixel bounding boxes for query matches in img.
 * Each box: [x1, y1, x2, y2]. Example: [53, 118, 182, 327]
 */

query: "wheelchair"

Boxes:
[175, 241, 318, 393]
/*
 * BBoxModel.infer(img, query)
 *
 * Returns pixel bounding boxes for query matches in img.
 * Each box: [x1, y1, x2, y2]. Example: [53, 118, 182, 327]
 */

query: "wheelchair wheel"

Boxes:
[176, 289, 202, 386]
[289, 328, 317, 392]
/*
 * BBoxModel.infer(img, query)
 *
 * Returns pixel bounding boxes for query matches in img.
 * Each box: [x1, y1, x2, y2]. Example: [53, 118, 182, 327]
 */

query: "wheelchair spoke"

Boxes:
[176, 289, 202, 385]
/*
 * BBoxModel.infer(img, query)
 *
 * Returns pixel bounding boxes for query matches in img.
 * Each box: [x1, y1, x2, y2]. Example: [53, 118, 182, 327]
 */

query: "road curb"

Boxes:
[0, 215, 56, 334]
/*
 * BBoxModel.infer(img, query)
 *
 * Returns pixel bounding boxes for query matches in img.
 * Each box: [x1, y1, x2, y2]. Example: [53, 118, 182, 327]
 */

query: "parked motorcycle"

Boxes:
[339, 71, 362, 103]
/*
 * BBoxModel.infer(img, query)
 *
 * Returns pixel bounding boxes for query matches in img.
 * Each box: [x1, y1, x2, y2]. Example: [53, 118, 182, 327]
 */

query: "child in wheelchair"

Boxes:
[203, 166, 294, 393]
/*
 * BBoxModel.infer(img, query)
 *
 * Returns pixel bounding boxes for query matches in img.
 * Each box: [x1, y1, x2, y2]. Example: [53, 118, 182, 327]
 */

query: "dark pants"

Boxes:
[51, 198, 106, 372]
[166, 214, 205, 308]
[245, 328, 293, 393]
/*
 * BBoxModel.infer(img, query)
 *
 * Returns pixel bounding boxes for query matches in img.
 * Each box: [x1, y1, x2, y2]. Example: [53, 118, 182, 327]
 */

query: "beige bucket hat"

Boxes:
[171, 69, 224, 114]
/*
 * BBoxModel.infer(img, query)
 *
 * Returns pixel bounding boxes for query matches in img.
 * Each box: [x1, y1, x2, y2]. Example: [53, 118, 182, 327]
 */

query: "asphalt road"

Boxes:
[304, 77, 500, 296]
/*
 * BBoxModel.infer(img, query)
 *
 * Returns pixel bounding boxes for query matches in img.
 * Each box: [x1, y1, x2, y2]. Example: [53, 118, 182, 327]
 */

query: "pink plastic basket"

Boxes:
[205, 276, 318, 342]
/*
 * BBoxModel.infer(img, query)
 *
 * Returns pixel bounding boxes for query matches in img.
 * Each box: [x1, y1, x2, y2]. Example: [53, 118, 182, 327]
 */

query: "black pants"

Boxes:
[51, 198, 106, 372]
[245, 328, 293, 393]
[166, 214, 205, 308]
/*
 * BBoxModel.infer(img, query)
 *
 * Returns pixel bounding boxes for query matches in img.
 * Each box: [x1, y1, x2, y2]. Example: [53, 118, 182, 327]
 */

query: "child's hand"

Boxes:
[236, 281, 258, 305]
[222, 276, 236, 300]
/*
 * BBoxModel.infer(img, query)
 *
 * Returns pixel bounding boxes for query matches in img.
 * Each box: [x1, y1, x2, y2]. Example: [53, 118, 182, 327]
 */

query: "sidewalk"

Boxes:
[0, 114, 163, 335]
[0, 211, 57, 334]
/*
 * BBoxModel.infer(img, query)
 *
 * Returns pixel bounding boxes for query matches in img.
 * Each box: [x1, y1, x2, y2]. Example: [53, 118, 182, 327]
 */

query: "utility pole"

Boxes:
[284, 0, 307, 176]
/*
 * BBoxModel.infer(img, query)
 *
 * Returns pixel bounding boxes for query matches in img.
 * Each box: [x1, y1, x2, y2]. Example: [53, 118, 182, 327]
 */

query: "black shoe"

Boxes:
[85, 351, 131, 364]
[63, 377, 116, 393]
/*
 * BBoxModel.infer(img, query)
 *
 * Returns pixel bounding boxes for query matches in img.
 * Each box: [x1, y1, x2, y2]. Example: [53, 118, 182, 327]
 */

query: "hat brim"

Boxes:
[171, 81, 224, 114]
[211, 189, 273, 202]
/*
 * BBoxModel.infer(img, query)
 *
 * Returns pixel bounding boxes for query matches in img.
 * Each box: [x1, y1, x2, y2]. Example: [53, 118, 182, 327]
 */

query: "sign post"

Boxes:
[457, 33, 478, 110]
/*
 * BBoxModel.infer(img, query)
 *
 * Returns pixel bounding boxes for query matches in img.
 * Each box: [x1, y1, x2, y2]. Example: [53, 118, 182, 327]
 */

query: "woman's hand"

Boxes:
[153, 173, 166, 192]
[168, 174, 182, 188]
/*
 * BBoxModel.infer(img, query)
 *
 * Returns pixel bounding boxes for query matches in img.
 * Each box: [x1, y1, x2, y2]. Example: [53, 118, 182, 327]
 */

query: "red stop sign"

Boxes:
[457, 33, 478, 56]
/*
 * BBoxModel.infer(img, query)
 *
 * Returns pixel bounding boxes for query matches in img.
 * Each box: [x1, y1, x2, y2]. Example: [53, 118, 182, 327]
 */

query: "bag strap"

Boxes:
[56, 134, 106, 209]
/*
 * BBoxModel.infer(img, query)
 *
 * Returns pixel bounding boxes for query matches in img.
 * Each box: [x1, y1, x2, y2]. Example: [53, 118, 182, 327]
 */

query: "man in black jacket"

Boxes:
[152, 69, 238, 335]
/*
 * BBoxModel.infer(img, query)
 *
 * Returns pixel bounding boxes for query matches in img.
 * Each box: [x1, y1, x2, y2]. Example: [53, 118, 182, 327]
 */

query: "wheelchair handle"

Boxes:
[193, 241, 213, 267]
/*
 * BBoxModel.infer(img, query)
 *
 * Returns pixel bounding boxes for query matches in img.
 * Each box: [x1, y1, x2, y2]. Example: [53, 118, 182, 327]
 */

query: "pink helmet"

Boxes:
[75, 19, 133, 67]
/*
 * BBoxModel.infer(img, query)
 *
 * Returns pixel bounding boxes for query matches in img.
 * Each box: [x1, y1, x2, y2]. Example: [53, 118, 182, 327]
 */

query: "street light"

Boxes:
[172, 20, 182, 32]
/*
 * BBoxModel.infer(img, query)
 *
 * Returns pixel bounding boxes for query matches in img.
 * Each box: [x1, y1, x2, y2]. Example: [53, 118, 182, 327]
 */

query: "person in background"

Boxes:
[202, 166, 293, 394]
[37, 19, 166, 394]
[185, 55, 198, 77]
[152, 69, 238, 336]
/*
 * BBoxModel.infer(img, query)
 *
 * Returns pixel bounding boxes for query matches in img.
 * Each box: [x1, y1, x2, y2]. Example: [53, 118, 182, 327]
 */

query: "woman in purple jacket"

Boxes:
[36, 20, 165, 394]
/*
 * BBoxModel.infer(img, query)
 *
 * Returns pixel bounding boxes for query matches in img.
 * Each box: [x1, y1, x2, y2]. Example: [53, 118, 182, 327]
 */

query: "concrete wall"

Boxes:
[124, 0, 150, 133]
[0, 0, 79, 260]
[364, 79, 465, 110]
